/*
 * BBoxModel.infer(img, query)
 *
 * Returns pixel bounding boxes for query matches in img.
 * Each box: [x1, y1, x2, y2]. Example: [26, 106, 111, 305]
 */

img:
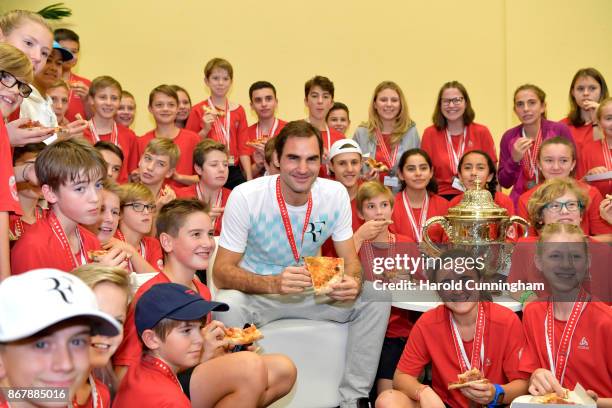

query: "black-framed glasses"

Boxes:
[0, 70, 32, 98]
[441, 97, 465, 106]
[124, 202, 156, 213]
[544, 200, 582, 213]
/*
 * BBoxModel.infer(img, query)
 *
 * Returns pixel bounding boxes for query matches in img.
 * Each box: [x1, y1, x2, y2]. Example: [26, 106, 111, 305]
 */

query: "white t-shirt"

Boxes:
[220, 175, 353, 275]
[19, 87, 58, 128]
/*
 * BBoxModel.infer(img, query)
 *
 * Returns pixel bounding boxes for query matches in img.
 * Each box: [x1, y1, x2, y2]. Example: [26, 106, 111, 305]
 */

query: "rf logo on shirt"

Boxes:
[305, 220, 326, 243]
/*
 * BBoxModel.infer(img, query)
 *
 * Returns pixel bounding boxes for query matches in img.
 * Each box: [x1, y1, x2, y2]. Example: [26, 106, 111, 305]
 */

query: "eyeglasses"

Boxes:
[441, 97, 464, 106]
[543, 200, 582, 213]
[124, 202, 156, 213]
[0, 70, 32, 98]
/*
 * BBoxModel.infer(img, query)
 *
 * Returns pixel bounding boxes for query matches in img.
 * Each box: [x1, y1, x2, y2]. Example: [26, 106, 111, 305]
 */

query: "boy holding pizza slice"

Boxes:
[214, 120, 390, 408]
[376, 249, 528, 408]
[237, 81, 286, 180]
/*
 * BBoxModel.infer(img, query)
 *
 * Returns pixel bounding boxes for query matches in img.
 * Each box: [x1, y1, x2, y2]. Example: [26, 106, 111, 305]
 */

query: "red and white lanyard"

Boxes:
[49, 212, 87, 268]
[601, 138, 612, 170]
[89, 119, 118, 145]
[71, 374, 102, 408]
[521, 127, 543, 183]
[445, 127, 468, 174]
[276, 177, 312, 264]
[256, 118, 278, 140]
[196, 183, 222, 208]
[374, 128, 399, 169]
[208, 98, 230, 146]
[402, 191, 429, 242]
[13, 206, 44, 238]
[449, 303, 486, 373]
[116, 230, 146, 272]
[545, 289, 588, 385]
[143, 355, 183, 391]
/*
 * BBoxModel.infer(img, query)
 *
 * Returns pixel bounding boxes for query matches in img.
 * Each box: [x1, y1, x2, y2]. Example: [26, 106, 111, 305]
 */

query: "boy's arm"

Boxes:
[213, 247, 280, 294]
[0, 212, 9, 281]
[172, 172, 199, 186]
[239, 155, 253, 180]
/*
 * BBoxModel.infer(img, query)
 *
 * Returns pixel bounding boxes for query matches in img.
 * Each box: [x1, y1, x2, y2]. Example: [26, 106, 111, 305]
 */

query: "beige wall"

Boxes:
[8, 0, 612, 140]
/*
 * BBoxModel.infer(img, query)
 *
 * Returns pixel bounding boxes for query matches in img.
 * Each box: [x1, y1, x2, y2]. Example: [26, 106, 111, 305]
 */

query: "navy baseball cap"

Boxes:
[135, 283, 229, 336]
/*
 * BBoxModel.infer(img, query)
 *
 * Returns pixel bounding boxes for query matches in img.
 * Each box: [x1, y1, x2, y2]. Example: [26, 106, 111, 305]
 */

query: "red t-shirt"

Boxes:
[174, 184, 231, 236]
[390, 192, 450, 242]
[185, 100, 248, 161]
[560, 118, 594, 154]
[83, 123, 139, 183]
[517, 181, 612, 236]
[8, 207, 47, 240]
[0, 117, 21, 215]
[114, 355, 189, 408]
[520, 301, 612, 396]
[421, 123, 498, 196]
[113, 271, 211, 368]
[576, 138, 612, 197]
[65, 73, 91, 122]
[74, 377, 110, 408]
[321, 198, 363, 257]
[138, 129, 201, 188]
[397, 303, 528, 408]
[237, 119, 286, 157]
[10, 212, 101, 274]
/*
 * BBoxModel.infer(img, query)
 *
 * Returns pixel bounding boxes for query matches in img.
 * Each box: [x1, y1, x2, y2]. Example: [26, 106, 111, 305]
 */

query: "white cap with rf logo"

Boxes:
[0, 268, 121, 342]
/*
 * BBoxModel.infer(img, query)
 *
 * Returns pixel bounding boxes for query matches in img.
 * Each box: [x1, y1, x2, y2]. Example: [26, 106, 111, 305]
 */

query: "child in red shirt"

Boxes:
[376, 249, 528, 408]
[391, 149, 450, 243]
[238, 81, 286, 180]
[519, 223, 612, 403]
[116, 90, 136, 129]
[175, 139, 230, 236]
[54, 28, 91, 121]
[134, 138, 178, 209]
[326, 101, 351, 136]
[9, 143, 47, 241]
[94, 141, 124, 183]
[560, 68, 609, 153]
[422, 81, 497, 200]
[110, 183, 163, 272]
[113, 200, 297, 405]
[185, 58, 248, 189]
[578, 97, 612, 197]
[303, 75, 344, 177]
[354, 181, 417, 396]
[171, 85, 191, 128]
[83, 76, 139, 183]
[84, 179, 120, 246]
[72, 265, 131, 408]
[138, 85, 200, 188]
[10, 139, 128, 274]
[0, 268, 121, 408]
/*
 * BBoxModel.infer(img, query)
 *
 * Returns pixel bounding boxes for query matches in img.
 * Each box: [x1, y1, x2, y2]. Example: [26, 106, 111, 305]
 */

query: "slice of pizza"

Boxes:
[88, 250, 109, 262]
[304, 256, 344, 295]
[18, 119, 43, 129]
[447, 368, 489, 390]
[224, 324, 264, 345]
[246, 136, 272, 147]
[203, 105, 226, 116]
[366, 157, 389, 173]
[534, 389, 575, 405]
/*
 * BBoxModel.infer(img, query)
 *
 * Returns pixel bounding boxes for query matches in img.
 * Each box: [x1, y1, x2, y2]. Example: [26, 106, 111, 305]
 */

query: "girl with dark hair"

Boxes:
[449, 150, 514, 215]
[421, 81, 497, 200]
[390, 149, 449, 243]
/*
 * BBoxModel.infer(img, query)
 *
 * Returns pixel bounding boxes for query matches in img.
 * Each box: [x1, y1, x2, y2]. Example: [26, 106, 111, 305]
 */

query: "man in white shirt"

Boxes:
[214, 120, 390, 408]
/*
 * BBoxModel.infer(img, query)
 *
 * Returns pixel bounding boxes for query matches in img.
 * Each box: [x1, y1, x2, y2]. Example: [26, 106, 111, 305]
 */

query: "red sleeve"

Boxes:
[586, 187, 612, 234]
[502, 312, 530, 381]
[0, 118, 21, 214]
[112, 301, 141, 367]
[517, 192, 529, 220]
[185, 102, 204, 134]
[237, 126, 253, 157]
[396, 318, 431, 376]
[144, 236, 164, 272]
[475, 124, 498, 164]
[518, 304, 544, 376]
[124, 128, 140, 178]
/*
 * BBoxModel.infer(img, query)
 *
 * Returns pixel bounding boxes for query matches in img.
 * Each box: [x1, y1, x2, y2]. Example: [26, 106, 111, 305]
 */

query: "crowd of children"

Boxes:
[0, 8, 610, 408]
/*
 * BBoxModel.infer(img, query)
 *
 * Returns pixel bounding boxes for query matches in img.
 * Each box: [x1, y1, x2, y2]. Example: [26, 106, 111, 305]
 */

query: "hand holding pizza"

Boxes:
[459, 381, 496, 406]
[327, 275, 359, 301]
[69, 80, 89, 99]
[277, 266, 312, 294]
[199, 320, 228, 362]
[528, 368, 566, 397]
[511, 137, 534, 163]
[6, 118, 55, 146]
[200, 112, 215, 136]
[93, 246, 130, 270]
[209, 206, 224, 221]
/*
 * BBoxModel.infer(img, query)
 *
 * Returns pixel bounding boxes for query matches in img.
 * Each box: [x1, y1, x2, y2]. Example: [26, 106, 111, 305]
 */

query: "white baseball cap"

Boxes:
[328, 139, 364, 161]
[0, 269, 121, 342]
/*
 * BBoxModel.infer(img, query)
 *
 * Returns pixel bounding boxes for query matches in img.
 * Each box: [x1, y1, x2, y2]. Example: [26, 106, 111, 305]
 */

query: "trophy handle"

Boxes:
[507, 215, 530, 239]
[422, 216, 450, 257]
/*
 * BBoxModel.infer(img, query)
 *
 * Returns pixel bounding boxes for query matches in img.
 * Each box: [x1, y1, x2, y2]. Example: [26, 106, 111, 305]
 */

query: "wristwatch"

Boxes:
[487, 384, 505, 407]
